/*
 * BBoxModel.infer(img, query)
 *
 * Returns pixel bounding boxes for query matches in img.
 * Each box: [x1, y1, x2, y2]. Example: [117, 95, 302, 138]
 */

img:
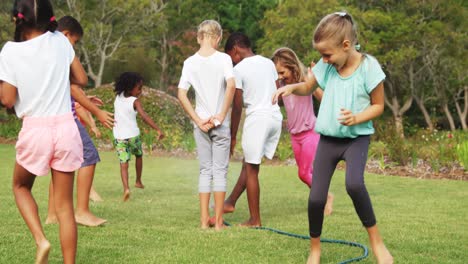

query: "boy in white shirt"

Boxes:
[177, 20, 236, 230]
[223, 32, 282, 227]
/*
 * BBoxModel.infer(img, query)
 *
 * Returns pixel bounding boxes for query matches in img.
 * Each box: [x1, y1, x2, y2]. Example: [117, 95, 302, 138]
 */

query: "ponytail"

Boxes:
[12, 0, 57, 42]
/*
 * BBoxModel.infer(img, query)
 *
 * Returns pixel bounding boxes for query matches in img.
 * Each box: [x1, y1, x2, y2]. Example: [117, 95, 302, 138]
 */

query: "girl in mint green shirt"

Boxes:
[273, 11, 393, 264]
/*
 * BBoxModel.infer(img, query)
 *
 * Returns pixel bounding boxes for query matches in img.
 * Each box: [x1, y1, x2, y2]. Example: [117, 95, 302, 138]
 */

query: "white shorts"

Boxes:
[241, 114, 282, 164]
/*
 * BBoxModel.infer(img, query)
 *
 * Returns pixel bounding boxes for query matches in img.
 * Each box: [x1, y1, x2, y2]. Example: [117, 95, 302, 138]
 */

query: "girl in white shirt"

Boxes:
[0, 1, 88, 263]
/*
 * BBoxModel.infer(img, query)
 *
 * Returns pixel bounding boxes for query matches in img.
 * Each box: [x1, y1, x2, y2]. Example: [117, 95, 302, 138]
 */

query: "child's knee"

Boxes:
[346, 182, 366, 197]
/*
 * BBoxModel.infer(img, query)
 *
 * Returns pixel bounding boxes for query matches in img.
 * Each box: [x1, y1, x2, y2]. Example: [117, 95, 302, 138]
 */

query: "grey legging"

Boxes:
[308, 135, 376, 238]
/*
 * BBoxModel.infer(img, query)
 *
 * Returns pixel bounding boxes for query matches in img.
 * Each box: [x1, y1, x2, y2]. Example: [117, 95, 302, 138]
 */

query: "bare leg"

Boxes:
[241, 162, 261, 227]
[45, 181, 58, 224]
[120, 162, 130, 201]
[224, 161, 247, 213]
[51, 169, 77, 264]
[213, 191, 226, 230]
[135, 156, 144, 188]
[306, 237, 321, 264]
[12, 163, 51, 264]
[199, 193, 210, 229]
[75, 165, 106, 227]
[367, 225, 393, 264]
[89, 185, 103, 202]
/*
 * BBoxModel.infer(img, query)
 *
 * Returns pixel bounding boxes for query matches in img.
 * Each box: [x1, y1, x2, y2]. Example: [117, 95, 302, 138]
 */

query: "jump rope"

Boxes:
[222, 220, 369, 264]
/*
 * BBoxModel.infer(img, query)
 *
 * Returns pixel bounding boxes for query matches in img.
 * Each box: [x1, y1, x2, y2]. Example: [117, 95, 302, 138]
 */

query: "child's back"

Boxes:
[0, 31, 75, 117]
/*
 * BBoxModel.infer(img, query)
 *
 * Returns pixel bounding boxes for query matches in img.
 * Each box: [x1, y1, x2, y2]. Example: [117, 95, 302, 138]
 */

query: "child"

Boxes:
[45, 15, 107, 227]
[273, 12, 393, 264]
[177, 20, 236, 230]
[223, 32, 283, 227]
[113, 72, 164, 201]
[271, 47, 334, 216]
[0, 0, 87, 263]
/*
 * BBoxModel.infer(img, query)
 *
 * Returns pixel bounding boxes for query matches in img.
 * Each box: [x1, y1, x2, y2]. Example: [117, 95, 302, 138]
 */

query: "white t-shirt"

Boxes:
[178, 51, 234, 125]
[113, 93, 140, 139]
[233, 55, 282, 118]
[0, 31, 75, 118]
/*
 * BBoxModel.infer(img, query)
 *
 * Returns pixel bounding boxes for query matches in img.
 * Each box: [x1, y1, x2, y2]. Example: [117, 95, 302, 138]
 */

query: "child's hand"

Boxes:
[156, 130, 165, 140]
[211, 114, 224, 128]
[196, 118, 214, 133]
[306, 61, 316, 82]
[91, 126, 101, 138]
[88, 95, 103, 106]
[96, 109, 114, 129]
[338, 108, 357, 126]
[230, 137, 237, 157]
[272, 85, 292, 104]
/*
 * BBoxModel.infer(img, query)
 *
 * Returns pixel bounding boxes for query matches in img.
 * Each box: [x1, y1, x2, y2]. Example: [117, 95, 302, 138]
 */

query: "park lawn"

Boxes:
[0, 144, 467, 264]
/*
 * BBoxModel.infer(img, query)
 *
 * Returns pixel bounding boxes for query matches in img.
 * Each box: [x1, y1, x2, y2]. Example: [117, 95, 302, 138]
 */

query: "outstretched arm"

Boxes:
[134, 99, 164, 139]
[70, 84, 114, 129]
[230, 89, 243, 156]
[338, 82, 385, 126]
[177, 88, 213, 133]
[272, 66, 318, 103]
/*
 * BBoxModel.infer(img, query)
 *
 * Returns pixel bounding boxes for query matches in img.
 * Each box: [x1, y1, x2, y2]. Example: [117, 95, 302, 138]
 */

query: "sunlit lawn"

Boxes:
[0, 144, 467, 263]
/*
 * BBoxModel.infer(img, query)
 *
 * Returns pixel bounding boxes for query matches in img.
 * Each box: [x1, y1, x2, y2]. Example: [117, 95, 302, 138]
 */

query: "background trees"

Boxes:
[0, 0, 466, 133]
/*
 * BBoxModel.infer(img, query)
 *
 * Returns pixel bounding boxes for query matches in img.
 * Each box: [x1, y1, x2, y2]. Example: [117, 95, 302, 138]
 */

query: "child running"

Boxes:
[223, 32, 283, 227]
[45, 15, 108, 227]
[177, 20, 236, 230]
[0, 0, 87, 263]
[272, 12, 393, 264]
[271, 47, 334, 215]
[113, 72, 164, 201]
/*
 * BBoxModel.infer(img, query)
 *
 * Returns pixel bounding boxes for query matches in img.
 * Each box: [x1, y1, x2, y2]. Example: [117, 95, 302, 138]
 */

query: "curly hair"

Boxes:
[114, 72, 143, 96]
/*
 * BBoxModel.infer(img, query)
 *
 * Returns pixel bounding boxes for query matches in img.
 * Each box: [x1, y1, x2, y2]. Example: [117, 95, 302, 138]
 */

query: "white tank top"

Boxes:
[113, 93, 140, 139]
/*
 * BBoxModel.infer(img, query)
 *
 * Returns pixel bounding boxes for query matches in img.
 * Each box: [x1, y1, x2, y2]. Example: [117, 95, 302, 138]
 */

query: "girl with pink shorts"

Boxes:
[272, 47, 334, 215]
[0, 1, 88, 263]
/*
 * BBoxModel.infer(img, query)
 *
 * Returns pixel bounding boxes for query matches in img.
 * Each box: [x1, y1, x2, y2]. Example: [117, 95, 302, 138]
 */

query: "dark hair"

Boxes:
[224, 32, 251, 52]
[12, 0, 58, 42]
[57, 15, 83, 37]
[114, 72, 144, 95]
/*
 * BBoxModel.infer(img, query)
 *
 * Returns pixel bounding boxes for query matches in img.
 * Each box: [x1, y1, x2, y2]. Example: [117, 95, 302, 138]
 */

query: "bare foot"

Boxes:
[135, 182, 145, 189]
[45, 216, 57, 225]
[223, 201, 235, 214]
[239, 219, 261, 227]
[373, 244, 393, 264]
[35, 240, 51, 264]
[324, 193, 334, 216]
[75, 212, 107, 227]
[215, 224, 227, 231]
[89, 188, 103, 202]
[123, 189, 130, 202]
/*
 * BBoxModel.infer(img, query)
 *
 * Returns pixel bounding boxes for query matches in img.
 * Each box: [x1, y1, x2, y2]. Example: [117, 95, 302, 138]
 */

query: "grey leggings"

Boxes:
[194, 125, 231, 193]
[308, 135, 376, 238]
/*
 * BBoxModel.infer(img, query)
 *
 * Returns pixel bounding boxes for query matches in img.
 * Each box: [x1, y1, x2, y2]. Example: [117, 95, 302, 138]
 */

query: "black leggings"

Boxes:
[308, 135, 376, 238]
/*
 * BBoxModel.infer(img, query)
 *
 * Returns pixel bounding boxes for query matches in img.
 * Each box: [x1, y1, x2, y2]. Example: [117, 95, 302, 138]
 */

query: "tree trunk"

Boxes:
[454, 86, 467, 130]
[442, 103, 456, 131]
[413, 95, 434, 131]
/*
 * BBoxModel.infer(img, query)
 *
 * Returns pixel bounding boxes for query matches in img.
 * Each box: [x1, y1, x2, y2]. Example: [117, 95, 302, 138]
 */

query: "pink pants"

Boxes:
[290, 129, 320, 187]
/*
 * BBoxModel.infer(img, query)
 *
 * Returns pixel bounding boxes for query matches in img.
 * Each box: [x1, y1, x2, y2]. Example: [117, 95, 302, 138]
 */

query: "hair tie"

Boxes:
[50, 16, 56, 22]
[335, 12, 347, 17]
[17, 13, 24, 19]
[355, 44, 361, 51]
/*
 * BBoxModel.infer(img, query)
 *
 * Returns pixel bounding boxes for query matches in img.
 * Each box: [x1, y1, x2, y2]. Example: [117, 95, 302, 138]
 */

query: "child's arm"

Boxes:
[134, 99, 164, 139]
[213, 77, 236, 125]
[272, 66, 318, 103]
[177, 88, 213, 133]
[0, 81, 17, 108]
[313, 88, 324, 102]
[230, 89, 243, 156]
[70, 84, 114, 129]
[76, 105, 101, 138]
[338, 82, 385, 126]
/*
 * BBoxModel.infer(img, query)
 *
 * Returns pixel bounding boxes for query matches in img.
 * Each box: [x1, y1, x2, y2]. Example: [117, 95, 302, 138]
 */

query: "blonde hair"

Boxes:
[271, 47, 306, 83]
[313, 12, 358, 47]
[197, 20, 222, 40]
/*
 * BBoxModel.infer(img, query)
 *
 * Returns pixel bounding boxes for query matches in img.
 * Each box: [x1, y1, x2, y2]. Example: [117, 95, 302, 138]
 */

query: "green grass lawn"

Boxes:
[0, 144, 467, 264]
